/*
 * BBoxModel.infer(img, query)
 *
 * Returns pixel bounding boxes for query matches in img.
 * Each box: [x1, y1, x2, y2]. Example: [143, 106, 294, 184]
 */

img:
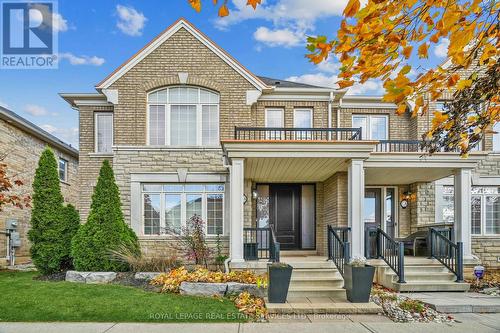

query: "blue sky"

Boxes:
[0, 0, 450, 148]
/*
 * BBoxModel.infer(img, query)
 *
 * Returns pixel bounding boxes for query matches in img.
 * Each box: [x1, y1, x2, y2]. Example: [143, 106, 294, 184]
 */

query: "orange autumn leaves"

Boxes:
[306, 0, 499, 120]
[189, 0, 261, 17]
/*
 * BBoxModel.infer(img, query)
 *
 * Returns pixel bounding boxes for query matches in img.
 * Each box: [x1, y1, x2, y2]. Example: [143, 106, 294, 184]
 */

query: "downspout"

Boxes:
[337, 95, 342, 129]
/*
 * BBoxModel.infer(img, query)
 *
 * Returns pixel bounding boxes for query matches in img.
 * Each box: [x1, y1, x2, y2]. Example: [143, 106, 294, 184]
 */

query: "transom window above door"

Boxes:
[352, 115, 388, 140]
[147, 87, 220, 146]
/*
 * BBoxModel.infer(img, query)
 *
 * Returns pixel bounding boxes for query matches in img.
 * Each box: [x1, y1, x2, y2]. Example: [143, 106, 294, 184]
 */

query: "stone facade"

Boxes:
[0, 114, 78, 263]
[70, 20, 499, 268]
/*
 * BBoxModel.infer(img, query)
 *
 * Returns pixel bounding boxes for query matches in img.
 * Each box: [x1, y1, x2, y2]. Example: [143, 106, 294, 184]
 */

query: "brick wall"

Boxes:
[472, 238, 500, 268]
[0, 119, 78, 262]
[254, 100, 330, 128]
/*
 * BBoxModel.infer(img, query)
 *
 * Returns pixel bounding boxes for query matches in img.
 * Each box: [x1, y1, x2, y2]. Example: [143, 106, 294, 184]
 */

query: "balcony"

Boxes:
[375, 140, 425, 153]
[234, 127, 362, 141]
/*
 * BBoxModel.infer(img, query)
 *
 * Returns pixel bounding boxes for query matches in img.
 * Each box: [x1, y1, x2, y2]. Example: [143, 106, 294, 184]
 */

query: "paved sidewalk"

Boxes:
[1, 314, 499, 333]
[405, 292, 500, 313]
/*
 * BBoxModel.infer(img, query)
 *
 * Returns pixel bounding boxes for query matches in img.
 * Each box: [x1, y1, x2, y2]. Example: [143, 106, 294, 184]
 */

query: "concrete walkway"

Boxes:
[1, 314, 499, 333]
[405, 292, 500, 313]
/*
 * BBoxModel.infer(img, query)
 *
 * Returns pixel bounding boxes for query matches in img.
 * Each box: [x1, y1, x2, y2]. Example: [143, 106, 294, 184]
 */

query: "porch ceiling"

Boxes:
[245, 157, 348, 182]
[365, 152, 487, 185]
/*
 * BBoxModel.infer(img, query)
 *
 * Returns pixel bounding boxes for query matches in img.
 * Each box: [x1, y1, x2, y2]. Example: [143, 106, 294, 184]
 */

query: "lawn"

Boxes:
[0, 271, 245, 323]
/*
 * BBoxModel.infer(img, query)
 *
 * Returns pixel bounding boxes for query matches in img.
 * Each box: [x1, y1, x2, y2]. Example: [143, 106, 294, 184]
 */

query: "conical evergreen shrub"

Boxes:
[71, 160, 139, 271]
[29, 148, 78, 274]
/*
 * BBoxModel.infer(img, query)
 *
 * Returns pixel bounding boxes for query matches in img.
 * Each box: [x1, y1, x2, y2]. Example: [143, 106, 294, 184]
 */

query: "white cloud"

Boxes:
[116, 5, 147, 36]
[346, 79, 385, 95]
[24, 104, 48, 116]
[253, 27, 302, 47]
[286, 73, 338, 88]
[58, 53, 105, 66]
[217, 0, 349, 49]
[434, 38, 450, 58]
[216, 0, 348, 30]
[31, 4, 69, 32]
[40, 124, 79, 147]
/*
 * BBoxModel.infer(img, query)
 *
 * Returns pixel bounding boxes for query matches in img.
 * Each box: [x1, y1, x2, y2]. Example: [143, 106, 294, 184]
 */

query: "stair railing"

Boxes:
[269, 227, 280, 263]
[327, 225, 350, 277]
[376, 227, 405, 283]
[428, 227, 464, 282]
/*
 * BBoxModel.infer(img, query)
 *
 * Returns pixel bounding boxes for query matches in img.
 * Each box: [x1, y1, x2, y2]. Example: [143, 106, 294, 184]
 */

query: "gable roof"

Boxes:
[257, 76, 331, 89]
[96, 18, 270, 91]
[0, 106, 79, 158]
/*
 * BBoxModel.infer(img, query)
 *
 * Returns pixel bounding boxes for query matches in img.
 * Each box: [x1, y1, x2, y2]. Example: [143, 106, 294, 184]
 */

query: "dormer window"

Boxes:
[147, 87, 220, 146]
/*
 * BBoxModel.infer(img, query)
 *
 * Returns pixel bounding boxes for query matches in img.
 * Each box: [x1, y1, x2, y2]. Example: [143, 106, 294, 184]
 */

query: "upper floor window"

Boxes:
[352, 115, 388, 140]
[147, 87, 220, 146]
[95, 113, 113, 153]
[59, 158, 68, 182]
[493, 122, 500, 152]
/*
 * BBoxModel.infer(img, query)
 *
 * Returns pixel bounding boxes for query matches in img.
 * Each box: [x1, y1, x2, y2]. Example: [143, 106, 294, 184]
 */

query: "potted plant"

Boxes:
[344, 256, 375, 303]
[267, 262, 293, 303]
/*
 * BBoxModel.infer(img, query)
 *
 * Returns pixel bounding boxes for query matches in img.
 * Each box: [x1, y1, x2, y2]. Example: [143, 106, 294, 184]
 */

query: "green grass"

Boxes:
[0, 271, 245, 323]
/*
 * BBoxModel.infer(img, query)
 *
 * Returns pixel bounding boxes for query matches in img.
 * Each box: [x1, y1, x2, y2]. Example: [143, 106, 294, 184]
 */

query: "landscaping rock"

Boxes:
[66, 271, 91, 283]
[180, 282, 227, 297]
[86, 272, 117, 284]
[226, 282, 265, 297]
[134, 272, 160, 281]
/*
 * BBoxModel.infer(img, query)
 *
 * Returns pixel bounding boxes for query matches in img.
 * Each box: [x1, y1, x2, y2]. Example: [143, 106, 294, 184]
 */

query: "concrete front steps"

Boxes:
[376, 258, 470, 292]
[280, 252, 346, 300]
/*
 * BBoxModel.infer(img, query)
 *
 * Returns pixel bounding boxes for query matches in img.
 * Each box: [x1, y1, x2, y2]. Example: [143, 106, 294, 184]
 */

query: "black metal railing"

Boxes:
[376, 227, 405, 283]
[327, 226, 350, 277]
[243, 227, 280, 262]
[429, 227, 464, 282]
[376, 140, 425, 152]
[270, 227, 280, 263]
[234, 127, 362, 141]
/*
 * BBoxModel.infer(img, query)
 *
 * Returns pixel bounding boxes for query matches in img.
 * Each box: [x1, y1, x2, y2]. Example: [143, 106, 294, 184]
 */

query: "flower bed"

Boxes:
[371, 285, 454, 323]
[151, 267, 268, 321]
[467, 269, 500, 296]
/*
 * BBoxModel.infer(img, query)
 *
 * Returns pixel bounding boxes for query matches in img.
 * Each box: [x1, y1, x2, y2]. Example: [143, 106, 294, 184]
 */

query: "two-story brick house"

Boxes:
[0, 106, 79, 265]
[62, 19, 499, 295]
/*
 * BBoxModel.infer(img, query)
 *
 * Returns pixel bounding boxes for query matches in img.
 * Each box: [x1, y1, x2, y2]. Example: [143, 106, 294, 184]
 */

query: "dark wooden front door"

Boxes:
[270, 184, 300, 249]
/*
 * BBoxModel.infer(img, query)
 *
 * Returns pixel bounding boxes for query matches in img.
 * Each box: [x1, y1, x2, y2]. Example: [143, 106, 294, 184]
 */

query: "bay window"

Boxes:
[436, 185, 500, 235]
[142, 183, 224, 236]
[147, 87, 220, 146]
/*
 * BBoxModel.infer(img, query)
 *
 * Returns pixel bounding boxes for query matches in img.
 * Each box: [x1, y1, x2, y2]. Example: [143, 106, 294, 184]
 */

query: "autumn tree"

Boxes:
[187, 0, 499, 154]
[0, 154, 30, 211]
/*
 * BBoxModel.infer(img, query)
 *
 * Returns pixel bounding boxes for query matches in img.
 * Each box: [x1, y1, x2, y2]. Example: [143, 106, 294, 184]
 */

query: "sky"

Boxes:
[0, 0, 450, 148]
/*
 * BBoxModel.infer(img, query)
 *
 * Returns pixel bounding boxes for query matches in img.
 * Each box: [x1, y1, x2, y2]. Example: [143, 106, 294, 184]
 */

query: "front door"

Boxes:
[365, 188, 382, 258]
[270, 184, 300, 249]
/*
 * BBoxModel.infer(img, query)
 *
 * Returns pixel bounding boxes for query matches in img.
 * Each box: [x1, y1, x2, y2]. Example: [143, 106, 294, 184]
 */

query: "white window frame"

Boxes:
[146, 86, 220, 147]
[435, 185, 500, 236]
[352, 114, 389, 140]
[141, 184, 225, 236]
[58, 158, 68, 182]
[265, 108, 284, 128]
[365, 186, 399, 238]
[293, 108, 313, 128]
[94, 112, 113, 153]
[493, 122, 500, 153]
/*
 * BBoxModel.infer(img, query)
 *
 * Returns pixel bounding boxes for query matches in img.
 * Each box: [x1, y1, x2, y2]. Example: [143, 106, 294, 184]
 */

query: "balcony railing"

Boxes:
[376, 140, 424, 152]
[234, 127, 362, 141]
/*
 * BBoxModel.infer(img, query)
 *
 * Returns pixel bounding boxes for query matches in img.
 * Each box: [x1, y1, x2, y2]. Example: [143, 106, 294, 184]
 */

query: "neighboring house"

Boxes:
[61, 19, 499, 293]
[0, 106, 79, 265]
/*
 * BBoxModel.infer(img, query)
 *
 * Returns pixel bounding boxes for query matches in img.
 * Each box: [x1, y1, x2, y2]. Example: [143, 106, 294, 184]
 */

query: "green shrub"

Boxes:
[28, 148, 78, 274]
[399, 299, 425, 313]
[71, 160, 139, 271]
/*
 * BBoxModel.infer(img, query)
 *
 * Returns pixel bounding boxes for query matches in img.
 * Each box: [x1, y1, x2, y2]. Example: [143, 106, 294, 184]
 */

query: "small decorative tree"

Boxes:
[28, 148, 78, 274]
[167, 215, 211, 268]
[71, 160, 139, 271]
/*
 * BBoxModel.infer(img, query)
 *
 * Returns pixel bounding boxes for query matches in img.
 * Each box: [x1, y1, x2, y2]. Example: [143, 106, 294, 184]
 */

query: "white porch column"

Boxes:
[454, 168, 473, 258]
[348, 159, 365, 258]
[230, 158, 245, 263]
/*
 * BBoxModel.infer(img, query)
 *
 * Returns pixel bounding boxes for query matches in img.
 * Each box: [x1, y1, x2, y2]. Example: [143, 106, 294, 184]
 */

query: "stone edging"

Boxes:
[65, 271, 160, 284]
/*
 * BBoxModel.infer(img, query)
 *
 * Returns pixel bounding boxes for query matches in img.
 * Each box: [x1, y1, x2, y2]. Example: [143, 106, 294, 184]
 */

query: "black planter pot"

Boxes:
[267, 263, 293, 303]
[244, 243, 258, 260]
[344, 264, 375, 303]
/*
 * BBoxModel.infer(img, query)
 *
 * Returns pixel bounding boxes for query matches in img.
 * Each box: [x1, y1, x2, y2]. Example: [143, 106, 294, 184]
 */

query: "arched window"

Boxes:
[147, 86, 220, 146]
